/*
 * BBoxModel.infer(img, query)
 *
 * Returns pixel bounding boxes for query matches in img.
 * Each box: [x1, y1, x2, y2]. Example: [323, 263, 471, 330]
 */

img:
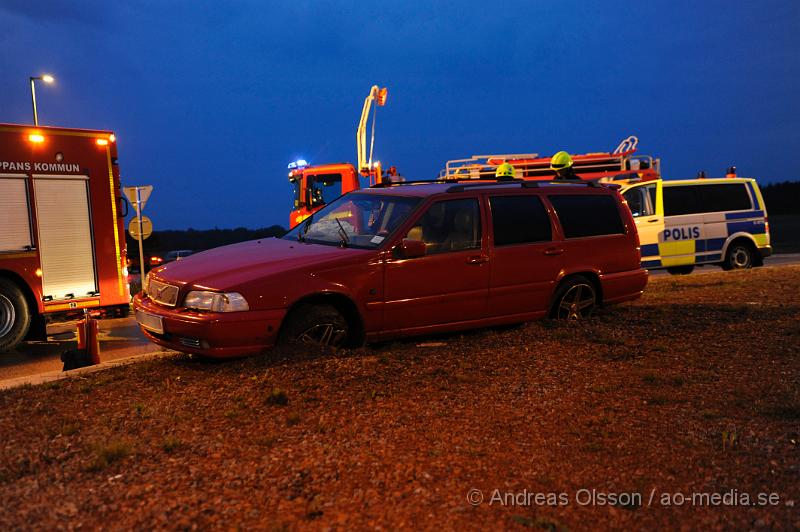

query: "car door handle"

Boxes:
[543, 248, 564, 256]
[646, 218, 660, 223]
[466, 255, 489, 265]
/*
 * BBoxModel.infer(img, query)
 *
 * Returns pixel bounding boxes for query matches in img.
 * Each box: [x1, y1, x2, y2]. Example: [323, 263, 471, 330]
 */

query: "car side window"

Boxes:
[405, 198, 481, 254]
[489, 195, 552, 246]
[548, 194, 625, 238]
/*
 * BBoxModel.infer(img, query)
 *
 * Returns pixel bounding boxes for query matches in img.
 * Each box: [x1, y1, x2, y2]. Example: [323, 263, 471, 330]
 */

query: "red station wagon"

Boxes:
[133, 181, 648, 357]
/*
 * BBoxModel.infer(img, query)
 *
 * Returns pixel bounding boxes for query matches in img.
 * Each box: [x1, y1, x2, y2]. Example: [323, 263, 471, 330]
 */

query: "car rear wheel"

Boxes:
[723, 241, 754, 270]
[0, 278, 31, 352]
[279, 303, 348, 348]
[666, 265, 695, 275]
[550, 276, 597, 320]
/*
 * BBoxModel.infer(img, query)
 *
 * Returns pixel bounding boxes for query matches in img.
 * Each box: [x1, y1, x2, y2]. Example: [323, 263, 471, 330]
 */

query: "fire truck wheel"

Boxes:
[550, 276, 597, 320]
[278, 303, 348, 348]
[723, 240, 754, 270]
[0, 278, 31, 352]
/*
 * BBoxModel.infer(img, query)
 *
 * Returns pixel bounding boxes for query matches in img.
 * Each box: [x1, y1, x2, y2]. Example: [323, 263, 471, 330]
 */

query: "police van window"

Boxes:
[623, 187, 653, 217]
[405, 198, 481, 254]
[308, 173, 342, 207]
[622, 186, 654, 217]
[549, 194, 625, 238]
[489, 195, 552, 246]
[701, 183, 752, 212]
[664, 184, 752, 216]
[663, 186, 702, 216]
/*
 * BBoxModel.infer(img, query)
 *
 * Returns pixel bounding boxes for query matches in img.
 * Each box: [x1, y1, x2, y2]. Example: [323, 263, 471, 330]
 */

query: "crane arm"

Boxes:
[356, 85, 387, 179]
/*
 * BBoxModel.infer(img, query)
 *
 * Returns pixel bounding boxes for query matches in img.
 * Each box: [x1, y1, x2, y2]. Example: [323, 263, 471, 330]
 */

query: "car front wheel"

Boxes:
[278, 303, 348, 348]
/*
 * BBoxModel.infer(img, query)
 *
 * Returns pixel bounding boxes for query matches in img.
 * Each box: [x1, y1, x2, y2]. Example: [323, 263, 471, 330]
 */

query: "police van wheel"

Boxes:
[0, 278, 31, 352]
[723, 242, 754, 270]
[278, 303, 348, 349]
[550, 276, 596, 320]
[666, 265, 694, 275]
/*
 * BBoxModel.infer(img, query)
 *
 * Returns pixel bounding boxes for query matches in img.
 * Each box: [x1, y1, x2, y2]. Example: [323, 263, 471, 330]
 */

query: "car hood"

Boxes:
[151, 237, 371, 291]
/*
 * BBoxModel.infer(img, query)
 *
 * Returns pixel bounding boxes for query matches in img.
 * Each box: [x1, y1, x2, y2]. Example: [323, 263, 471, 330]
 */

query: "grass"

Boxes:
[646, 395, 670, 406]
[642, 374, 660, 385]
[161, 436, 183, 453]
[286, 412, 301, 426]
[758, 404, 800, 420]
[266, 387, 289, 406]
[88, 440, 132, 471]
[510, 515, 567, 531]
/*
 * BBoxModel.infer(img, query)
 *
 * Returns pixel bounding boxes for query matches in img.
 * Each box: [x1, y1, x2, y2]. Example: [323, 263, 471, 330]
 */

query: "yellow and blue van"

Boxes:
[620, 177, 771, 274]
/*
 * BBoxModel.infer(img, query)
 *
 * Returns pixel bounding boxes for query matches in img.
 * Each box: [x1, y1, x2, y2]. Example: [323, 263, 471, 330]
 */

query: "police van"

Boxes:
[620, 177, 771, 274]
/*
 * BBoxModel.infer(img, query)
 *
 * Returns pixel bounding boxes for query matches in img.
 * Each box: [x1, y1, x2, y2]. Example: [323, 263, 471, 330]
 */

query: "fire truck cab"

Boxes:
[287, 161, 360, 227]
[0, 124, 130, 351]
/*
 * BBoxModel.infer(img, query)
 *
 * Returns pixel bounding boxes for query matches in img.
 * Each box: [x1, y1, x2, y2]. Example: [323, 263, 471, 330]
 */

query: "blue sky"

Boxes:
[1, 1, 798, 229]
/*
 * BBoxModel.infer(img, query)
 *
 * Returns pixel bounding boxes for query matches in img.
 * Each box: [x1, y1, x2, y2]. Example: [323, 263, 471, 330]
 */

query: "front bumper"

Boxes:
[133, 293, 286, 358]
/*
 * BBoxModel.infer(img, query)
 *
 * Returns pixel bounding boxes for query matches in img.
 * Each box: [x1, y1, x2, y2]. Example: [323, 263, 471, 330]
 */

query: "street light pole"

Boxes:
[29, 75, 54, 126]
[30, 77, 39, 126]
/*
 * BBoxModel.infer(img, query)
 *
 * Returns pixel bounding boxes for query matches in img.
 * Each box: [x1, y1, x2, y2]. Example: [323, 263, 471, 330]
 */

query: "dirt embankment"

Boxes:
[1, 266, 798, 530]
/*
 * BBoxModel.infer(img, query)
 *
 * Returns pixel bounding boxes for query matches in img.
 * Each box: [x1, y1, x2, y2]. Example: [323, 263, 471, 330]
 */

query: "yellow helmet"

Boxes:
[550, 151, 573, 171]
[495, 162, 516, 179]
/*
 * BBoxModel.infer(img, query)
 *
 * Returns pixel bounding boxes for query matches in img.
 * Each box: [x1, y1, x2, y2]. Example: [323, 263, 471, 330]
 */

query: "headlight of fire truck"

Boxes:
[183, 291, 250, 312]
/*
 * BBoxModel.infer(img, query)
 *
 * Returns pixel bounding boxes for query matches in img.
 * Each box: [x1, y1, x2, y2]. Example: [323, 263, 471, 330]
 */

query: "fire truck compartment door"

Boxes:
[33, 175, 98, 300]
[0, 174, 33, 252]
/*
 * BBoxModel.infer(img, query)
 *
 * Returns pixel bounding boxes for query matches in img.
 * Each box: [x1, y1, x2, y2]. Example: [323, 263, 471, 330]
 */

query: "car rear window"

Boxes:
[548, 194, 625, 238]
[489, 195, 552, 246]
[663, 183, 752, 216]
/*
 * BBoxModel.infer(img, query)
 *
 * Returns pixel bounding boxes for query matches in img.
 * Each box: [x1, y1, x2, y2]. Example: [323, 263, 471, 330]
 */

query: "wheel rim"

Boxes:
[0, 294, 15, 338]
[557, 283, 596, 320]
[730, 246, 751, 268]
[297, 323, 347, 347]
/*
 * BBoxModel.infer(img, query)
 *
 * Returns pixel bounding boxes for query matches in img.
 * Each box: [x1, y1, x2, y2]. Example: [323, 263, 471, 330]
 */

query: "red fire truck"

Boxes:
[0, 123, 130, 351]
[287, 85, 390, 227]
[439, 136, 661, 183]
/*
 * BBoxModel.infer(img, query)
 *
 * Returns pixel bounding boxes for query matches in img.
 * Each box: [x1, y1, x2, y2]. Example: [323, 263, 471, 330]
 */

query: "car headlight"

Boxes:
[183, 291, 250, 312]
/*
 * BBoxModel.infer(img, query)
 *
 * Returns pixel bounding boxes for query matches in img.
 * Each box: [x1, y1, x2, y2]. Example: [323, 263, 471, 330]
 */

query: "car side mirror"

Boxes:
[396, 239, 426, 259]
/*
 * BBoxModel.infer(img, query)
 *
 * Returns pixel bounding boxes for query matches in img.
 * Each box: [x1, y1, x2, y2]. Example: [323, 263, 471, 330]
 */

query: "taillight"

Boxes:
[765, 216, 769, 234]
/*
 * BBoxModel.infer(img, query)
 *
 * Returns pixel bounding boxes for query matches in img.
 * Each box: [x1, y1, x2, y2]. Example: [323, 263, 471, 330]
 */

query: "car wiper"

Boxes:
[334, 217, 350, 248]
[298, 214, 314, 242]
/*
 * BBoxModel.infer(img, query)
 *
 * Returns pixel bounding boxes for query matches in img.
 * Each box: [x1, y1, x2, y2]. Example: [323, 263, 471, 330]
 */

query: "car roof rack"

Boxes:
[370, 177, 603, 193]
[445, 178, 600, 193]
[371, 178, 445, 188]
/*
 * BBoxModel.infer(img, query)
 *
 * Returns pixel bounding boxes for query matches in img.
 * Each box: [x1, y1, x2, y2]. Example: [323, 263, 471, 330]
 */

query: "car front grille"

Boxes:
[178, 337, 201, 348]
[148, 279, 180, 307]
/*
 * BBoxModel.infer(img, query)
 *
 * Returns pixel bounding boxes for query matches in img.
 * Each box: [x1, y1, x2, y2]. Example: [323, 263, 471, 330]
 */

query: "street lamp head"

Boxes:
[41, 74, 55, 83]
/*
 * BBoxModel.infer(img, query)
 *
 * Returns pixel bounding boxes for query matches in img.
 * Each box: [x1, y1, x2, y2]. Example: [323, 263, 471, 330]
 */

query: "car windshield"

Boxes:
[283, 193, 421, 249]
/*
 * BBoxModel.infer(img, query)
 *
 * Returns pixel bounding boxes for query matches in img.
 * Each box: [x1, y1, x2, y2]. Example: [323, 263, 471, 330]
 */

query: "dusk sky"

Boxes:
[1, 1, 798, 230]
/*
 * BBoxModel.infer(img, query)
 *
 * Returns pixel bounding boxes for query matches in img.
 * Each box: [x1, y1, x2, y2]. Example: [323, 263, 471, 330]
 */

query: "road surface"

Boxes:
[2, 253, 798, 384]
[0, 317, 168, 382]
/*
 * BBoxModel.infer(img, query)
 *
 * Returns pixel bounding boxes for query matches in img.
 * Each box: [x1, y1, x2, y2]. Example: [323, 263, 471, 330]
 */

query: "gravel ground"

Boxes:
[1, 266, 798, 530]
